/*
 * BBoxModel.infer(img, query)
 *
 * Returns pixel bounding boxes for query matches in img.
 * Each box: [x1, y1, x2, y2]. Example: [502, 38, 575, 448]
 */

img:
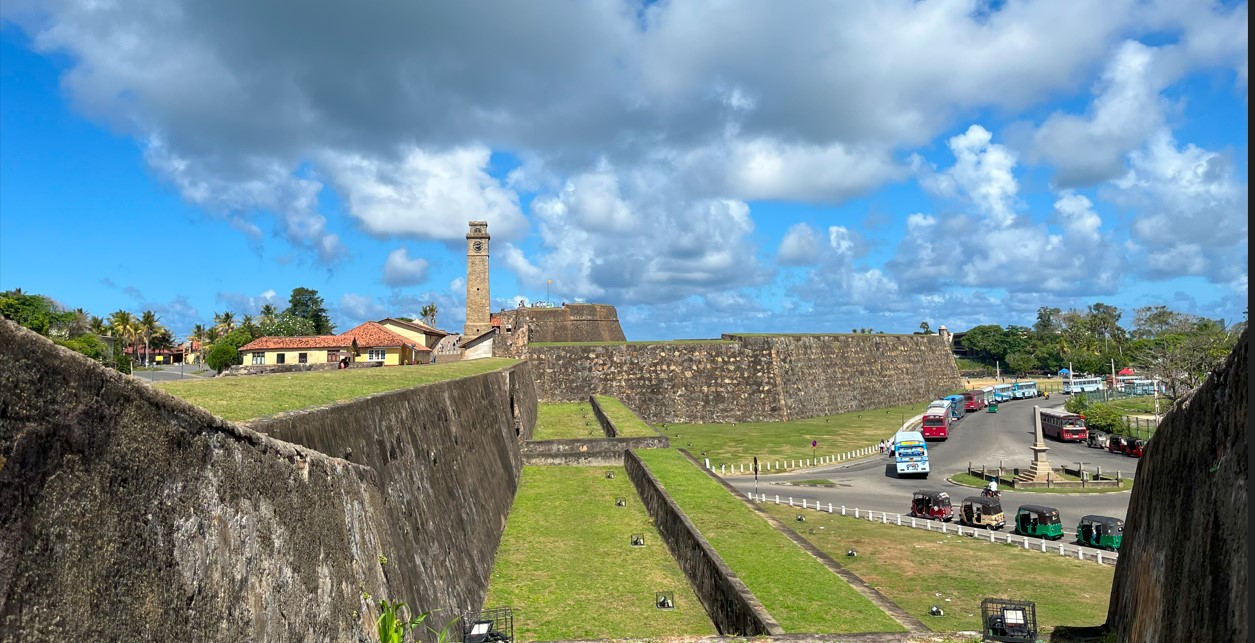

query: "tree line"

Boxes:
[958, 303, 1246, 401]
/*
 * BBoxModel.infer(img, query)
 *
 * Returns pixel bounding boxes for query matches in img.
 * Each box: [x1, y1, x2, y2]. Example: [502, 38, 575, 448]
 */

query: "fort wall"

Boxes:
[1106, 328, 1246, 642]
[529, 334, 961, 423]
[0, 319, 536, 642]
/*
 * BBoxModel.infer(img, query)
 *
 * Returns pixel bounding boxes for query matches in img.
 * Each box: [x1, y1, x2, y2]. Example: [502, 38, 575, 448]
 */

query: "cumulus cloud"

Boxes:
[215, 288, 282, 316]
[921, 125, 1021, 227]
[777, 223, 821, 266]
[382, 248, 430, 287]
[337, 293, 388, 327]
[1111, 131, 1248, 284]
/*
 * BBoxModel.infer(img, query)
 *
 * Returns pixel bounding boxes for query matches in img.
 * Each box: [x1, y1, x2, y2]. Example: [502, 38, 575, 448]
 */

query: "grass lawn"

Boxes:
[758, 502, 1115, 634]
[1105, 396, 1159, 415]
[532, 402, 603, 440]
[664, 402, 932, 469]
[951, 472, 1134, 494]
[483, 466, 715, 641]
[155, 358, 517, 422]
[594, 395, 658, 437]
[635, 449, 904, 634]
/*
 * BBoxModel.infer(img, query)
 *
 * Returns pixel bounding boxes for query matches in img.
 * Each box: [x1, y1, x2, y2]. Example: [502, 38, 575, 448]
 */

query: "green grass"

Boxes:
[1104, 396, 1159, 415]
[951, 472, 1134, 494]
[635, 449, 903, 634]
[593, 395, 658, 437]
[155, 358, 517, 421]
[532, 402, 604, 440]
[758, 502, 1115, 634]
[484, 466, 716, 641]
[664, 402, 932, 468]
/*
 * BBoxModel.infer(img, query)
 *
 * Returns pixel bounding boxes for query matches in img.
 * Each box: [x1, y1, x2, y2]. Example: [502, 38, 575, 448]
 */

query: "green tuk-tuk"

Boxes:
[1012, 504, 1064, 540]
[959, 496, 1005, 529]
[986, 401, 999, 413]
[1076, 515, 1124, 551]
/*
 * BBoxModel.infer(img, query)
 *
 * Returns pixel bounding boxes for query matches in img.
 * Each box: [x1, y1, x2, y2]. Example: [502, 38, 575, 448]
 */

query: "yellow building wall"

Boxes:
[378, 322, 441, 350]
[245, 349, 343, 366]
[362, 346, 421, 366]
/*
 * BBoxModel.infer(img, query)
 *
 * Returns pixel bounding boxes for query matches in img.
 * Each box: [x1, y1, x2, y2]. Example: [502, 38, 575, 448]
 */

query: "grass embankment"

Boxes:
[666, 402, 931, 468]
[483, 466, 715, 641]
[155, 358, 517, 422]
[635, 449, 903, 634]
[1105, 396, 1159, 415]
[593, 395, 658, 437]
[951, 472, 1134, 494]
[532, 402, 602, 440]
[758, 503, 1114, 634]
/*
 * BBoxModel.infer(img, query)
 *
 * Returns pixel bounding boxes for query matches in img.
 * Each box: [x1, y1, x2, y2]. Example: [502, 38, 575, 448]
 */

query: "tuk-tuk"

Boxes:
[1125, 438, 1145, 458]
[1076, 515, 1124, 551]
[909, 490, 953, 522]
[1012, 504, 1064, 540]
[1107, 435, 1128, 454]
[1087, 430, 1107, 449]
[959, 496, 1005, 529]
[986, 401, 999, 413]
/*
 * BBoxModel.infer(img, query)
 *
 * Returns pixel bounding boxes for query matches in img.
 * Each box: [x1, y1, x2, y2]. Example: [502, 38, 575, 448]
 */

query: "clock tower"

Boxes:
[464, 220, 491, 338]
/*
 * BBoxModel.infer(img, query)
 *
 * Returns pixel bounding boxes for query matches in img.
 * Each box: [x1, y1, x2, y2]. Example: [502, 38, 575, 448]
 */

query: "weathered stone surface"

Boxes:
[624, 450, 783, 637]
[0, 319, 393, 642]
[493, 304, 625, 358]
[0, 318, 539, 643]
[521, 437, 670, 466]
[529, 334, 961, 423]
[1106, 328, 1246, 643]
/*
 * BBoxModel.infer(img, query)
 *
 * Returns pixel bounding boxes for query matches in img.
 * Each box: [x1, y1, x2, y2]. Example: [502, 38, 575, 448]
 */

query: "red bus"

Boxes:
[963, 390, 985, 412]
[1039, 408, 1088, 442]
[920, 410, 951, 440]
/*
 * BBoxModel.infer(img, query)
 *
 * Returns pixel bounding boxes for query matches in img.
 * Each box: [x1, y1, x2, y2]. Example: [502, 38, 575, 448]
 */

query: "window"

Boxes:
[298, 352, 308, 364]
[327, 351, 339, 363]
[251, 352, 265, 365]
[368, 349, 386, 361]
[276, 353, 286, 364]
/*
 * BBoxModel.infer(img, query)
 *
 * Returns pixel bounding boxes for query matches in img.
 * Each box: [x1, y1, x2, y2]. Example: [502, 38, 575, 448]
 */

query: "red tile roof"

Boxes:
[378, 317, 449, 337]
[238, 335, 354, 352]
[341, 321, 431, 351]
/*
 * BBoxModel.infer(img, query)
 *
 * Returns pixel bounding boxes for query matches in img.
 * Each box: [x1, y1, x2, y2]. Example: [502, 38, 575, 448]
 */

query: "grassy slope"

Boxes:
[664, 401, 932, 467]
[483, 466, 716, 641]
[155, 358, 517, 421]
[532, 401, 602, 440]
[758, 503, 1115, 634]
[593, 395, 658, 437]
[635, 449, 904, 634]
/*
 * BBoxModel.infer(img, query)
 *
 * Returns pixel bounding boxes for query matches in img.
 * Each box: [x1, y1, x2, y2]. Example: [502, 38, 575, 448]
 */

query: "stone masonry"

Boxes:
[464, 220, 491, 339]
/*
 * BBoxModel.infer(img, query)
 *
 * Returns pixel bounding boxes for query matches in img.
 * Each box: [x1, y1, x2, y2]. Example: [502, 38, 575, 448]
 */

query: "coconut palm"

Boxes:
[108, 310, 139, 365]
[90, 315, 108, 335]
[213, 311, 236, 334]
[191, 323, 207, 364]
[259, 304, 278, 324]
[139, 310, 163, 366]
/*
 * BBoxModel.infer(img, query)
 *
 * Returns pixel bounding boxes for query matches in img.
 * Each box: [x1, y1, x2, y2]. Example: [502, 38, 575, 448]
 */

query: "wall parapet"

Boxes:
[588, 394, 617, 437]
[623, 449, 783, 637]
[521, 436, 669, 466]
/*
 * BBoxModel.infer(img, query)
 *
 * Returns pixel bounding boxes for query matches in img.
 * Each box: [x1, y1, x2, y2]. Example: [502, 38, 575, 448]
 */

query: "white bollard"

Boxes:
[1078, 548, 1083, 560]
[828, 503, 833, 513]
[1060, 544, 1065, 555]
[721, 464, 725, 475]
[1040, 540, 1046, 552]
[897, 514, 901, 526]
[775, 495, 779, 504]
[912, 518, 916, 528]
[942, 523, 947, 534]
[926, 521, 931, 531]
[990, 530, 995, 543]
[854, 508, 860, 518]
[803, 499, 808, 509]
[1007, 534, 1012, 544]
[1098, 553, 1103, 565]
[841, 505, 846, 516]
[882, 513, 887, 524]
[789, 497, 793, 506]
[740, 463, 744, 473]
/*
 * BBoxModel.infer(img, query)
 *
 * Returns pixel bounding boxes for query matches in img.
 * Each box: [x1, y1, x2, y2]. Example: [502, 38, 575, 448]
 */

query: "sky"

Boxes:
[0, 0, 1248, 342]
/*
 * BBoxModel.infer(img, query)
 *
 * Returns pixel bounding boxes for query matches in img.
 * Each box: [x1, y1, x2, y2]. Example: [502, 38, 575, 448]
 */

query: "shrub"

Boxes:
[206, 342, 240, 373]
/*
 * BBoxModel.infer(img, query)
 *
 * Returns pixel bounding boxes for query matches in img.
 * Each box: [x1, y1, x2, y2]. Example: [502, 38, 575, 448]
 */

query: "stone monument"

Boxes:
[464, 220, 491, 338]
[1015, 405, 1053, 483]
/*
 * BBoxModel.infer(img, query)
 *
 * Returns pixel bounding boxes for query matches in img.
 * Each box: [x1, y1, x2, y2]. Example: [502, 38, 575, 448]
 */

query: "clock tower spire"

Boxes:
[464, 221, 491, 338]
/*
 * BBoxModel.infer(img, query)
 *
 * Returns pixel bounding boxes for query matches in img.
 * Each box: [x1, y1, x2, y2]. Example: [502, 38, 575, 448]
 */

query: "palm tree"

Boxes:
[108, 310, 139, 365]
[213, 311, 236, 335]
[420, 303, 438, 327]
[90, 315, 108, 335]
[139, 310, 162, 366]
[259, 304, 278, 324]
[191, 323, 207, 364]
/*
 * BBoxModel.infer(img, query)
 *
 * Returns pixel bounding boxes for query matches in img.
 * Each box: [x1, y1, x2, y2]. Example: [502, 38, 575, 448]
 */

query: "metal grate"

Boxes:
[980, 598, 1037, 642]
[462, 607, 513, 643]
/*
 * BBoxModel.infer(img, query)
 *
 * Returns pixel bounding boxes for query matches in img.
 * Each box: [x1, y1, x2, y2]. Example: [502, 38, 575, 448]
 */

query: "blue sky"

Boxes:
[0, 1, 1247, 341]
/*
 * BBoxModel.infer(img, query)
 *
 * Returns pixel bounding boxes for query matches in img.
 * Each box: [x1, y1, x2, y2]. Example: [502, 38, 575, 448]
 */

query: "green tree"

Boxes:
[213, 311, 237, 334]
[108, 310, 140, 364]
[55, 334, 110, 363]
[259, 304, 278, 324]
[960, 324, 1005, 362]
[206, 342, 240, 374]
[138, 310, 163, 365]
[420, 304, 438, 328]
[257, 311, 318, 337]
[918, 321, 931, 335]
[1033, 306, 1063, 337]
[0, 289, 71, 335]
[286, 287, 335, 334]
[1005, 352, 1038, 377]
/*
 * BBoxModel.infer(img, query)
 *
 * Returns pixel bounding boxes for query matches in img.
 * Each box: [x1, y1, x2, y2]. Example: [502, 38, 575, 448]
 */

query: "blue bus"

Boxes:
[993, 383, 1014, 402]
[894, 431, 929, 478]
[1063, 376, 1104, 395]
[943, 394, 967, 419]
[1012, 381, 1039, 399]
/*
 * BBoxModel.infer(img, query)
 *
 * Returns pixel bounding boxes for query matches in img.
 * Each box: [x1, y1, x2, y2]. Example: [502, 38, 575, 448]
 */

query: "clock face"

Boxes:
[473, 240, 484, 252]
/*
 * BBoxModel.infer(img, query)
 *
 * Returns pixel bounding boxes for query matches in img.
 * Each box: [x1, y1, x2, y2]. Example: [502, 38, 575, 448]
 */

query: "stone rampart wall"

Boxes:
[520, 437, 670, 466]
[530, 334, 961, 423]
[624, 450, 783, 636]
[529, 342, 782, 423]
[0, 320, 394, 642]
[246, 363, 538, 627]
[1106, 329, 1247, 643]
[0, 319, 539, 642]
[588, 394, 617, 437]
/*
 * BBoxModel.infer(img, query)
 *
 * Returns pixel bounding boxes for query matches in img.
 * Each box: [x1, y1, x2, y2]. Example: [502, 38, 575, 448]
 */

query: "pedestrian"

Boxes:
[879, 440, 885, 455]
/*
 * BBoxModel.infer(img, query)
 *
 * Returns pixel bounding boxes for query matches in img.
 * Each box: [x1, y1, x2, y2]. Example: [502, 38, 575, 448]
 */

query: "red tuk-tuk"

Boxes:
[1107, 436, 1128, 454]
[1124, 438, 1145, 458]
[910, 490, 953, 521]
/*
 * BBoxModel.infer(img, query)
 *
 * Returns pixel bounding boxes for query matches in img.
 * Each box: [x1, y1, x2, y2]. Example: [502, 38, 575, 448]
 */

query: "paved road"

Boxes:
[129, 363, 215, 383]
[726, 396, 1138, 527]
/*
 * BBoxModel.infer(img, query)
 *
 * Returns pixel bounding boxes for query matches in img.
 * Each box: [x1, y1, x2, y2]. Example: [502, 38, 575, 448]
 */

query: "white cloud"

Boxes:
[722, 138, 903, 202]
[337, 293, 388, 326]
[215, 289, 283, 316]
[382, 248, 430, 287]
[921, 125, 1021, 227]
[777, 223, 821, 266]
[320, 145, 528, 242]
